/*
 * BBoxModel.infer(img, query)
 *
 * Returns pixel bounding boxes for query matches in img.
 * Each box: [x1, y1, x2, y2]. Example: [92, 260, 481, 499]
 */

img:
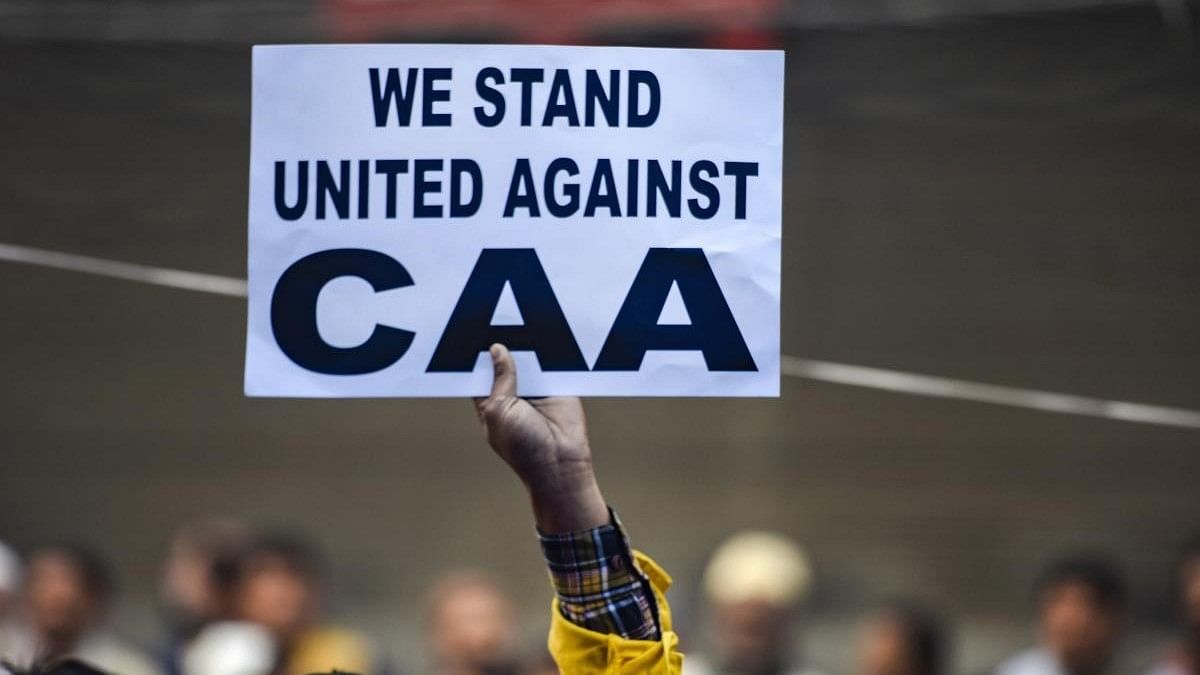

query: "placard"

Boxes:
[246, 44, 782, 397]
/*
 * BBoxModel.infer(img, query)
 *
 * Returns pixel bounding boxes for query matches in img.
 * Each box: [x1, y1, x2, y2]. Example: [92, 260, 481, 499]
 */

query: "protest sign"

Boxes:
[246, 44, 782, 397]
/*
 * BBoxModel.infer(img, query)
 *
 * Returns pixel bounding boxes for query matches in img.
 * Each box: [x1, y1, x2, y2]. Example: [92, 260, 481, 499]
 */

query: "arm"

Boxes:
[473, 343, 607, 535]
[474, 344, 682, 674]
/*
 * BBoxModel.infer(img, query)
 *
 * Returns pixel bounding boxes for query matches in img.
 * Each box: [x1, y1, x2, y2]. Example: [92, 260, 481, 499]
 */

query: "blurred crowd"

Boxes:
[1, 526, 1198, 675]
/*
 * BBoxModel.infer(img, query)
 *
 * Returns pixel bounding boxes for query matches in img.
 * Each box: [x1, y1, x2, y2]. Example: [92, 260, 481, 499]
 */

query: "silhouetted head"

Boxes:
[231, 531, 327, 644]
[703, 531, 813, 674]
[1034, 555, 1126, 675]
[856, 602, 948, 675]
[426, 571, 520, 675]
[24, 544, 112, 655]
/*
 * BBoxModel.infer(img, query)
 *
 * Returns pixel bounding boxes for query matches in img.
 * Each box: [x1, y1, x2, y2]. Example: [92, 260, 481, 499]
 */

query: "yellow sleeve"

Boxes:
[286, 627, 373, 675]
[547, 551, 684, 675]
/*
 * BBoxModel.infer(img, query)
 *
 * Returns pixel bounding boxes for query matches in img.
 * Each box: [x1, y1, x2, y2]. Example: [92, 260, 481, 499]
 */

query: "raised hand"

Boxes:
[474, 344, 609, 533]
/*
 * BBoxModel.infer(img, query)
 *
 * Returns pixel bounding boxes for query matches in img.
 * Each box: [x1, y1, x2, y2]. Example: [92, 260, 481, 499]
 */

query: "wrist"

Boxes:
[524, 461, 609, 533]
[520, 452, 595, 492]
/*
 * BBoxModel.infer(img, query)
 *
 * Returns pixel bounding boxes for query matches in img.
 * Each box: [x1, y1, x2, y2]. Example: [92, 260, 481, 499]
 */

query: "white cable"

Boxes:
[0, 242, 247, 297]
[2, 241, 1198, 430]
[781, 356, 1200, 429]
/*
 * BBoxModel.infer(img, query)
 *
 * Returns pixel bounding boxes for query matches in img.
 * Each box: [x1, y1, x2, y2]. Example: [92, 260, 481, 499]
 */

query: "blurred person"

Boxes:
[0, 540, 19, 621]
[854, 602, 948, 675]
[226, 532, 383, 675]
[995, 556, 1126, 675]
[1146, 535, 1200, 675]
[0, 541, 21, 661]
[684, 531, 824, 675]
[159, 519, 248, 675]
[0, 544, 160, 675]
[473, 343, 681, 674]
[426, 571, 521, 675]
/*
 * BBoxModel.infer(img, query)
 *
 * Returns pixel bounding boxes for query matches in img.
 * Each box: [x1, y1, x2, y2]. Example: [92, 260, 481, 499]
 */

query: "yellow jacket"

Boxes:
[547, 551, 684, 675]
[286, 627, 374, 674]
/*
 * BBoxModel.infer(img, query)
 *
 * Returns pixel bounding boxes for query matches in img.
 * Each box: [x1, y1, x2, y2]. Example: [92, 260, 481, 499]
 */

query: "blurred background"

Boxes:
[1, 1, 1199, 674]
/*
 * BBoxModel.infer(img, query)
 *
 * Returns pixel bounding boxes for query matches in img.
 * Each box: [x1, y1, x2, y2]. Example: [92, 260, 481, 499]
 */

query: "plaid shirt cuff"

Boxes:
[539, 509, 661, 641]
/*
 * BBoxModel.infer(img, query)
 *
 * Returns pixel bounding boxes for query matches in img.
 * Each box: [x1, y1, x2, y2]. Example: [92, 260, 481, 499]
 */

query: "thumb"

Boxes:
[488, 343, 518, 399]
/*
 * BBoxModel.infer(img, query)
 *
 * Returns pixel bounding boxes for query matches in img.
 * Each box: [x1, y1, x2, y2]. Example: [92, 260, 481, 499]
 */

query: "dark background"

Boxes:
[1, 1, 1199, 672]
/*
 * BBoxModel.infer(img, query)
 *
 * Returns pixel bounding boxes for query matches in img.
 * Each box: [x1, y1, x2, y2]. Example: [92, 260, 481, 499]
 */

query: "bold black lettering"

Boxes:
[593, 248, 756, 371]
[450, 159, 483, 218]
[503, 159, 540, 217]
[509, 68, 545, 127]
[626, 159, 639, 217]
[583, 159, 620, 217]
[369, 67, 418, 126]
[422, 67, 452, 126]
[274, 160, 308, 221]
[628, 70, 660, 127]
[544, 158, 580, 217]
[584, 69, 619, 127]
[723, 161, 759, 219]
[427, 249, 587, 372]
[542, 69, 580, 127]
[687, 160, 720, 219]
[474, 67, 506, 126]
[356, 159, 370, 219]
[316, 160, 350, 220]
[413, 159, 443, 218]
[374, 159, 409, 219]
[646, 160, 681, 217]
[270, 249, 415, 375]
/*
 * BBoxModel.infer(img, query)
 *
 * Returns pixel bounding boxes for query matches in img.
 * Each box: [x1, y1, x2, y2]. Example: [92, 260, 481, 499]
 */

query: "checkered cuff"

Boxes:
[539, 510, 660, 641]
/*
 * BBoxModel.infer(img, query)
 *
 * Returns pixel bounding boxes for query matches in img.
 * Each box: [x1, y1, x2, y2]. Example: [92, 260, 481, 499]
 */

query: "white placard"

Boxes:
[246, 44, 782, 397]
